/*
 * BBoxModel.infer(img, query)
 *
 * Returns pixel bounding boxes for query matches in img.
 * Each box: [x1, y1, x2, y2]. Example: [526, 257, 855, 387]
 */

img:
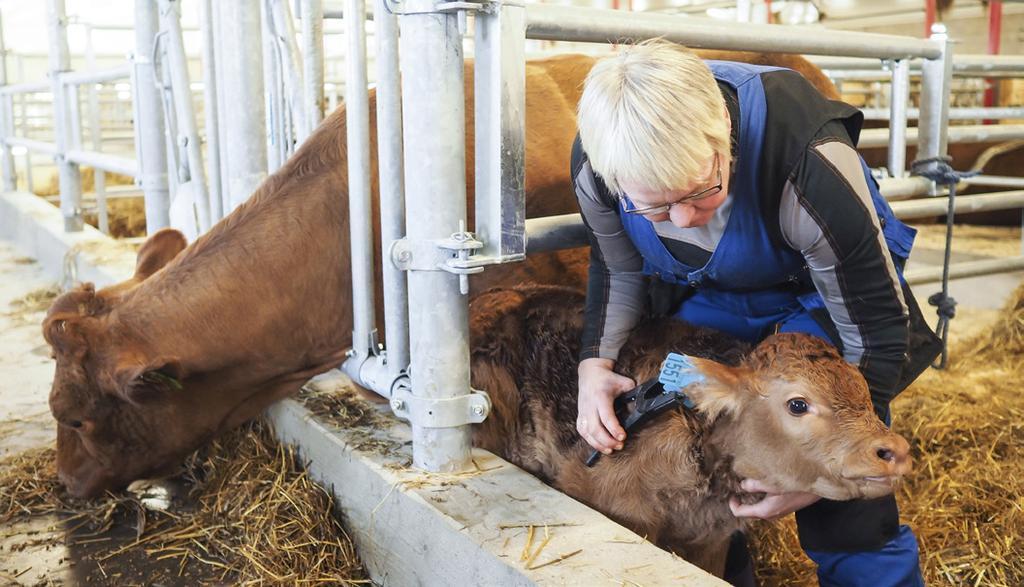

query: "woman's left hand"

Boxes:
[728, 478, 822, 520]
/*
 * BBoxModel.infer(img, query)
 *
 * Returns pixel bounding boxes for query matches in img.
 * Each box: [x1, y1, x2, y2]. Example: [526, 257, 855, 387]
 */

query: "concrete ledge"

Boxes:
[0, 191, 726, 586]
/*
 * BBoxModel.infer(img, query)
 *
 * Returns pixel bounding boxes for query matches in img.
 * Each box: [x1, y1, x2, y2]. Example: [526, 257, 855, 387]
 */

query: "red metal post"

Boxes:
[924, 0, 936, 38]
[985, 1, 1003, 109]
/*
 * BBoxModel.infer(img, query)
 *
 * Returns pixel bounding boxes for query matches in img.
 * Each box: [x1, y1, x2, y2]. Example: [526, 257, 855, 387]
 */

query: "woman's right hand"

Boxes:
[577, 358, 636, 454]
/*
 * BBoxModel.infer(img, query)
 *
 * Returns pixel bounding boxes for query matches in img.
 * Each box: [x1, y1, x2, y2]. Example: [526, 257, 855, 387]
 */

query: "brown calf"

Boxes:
[470, 285, 910, 576]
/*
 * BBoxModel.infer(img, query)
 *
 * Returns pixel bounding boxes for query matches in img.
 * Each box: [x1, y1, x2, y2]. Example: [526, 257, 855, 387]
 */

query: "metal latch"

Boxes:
[390, 388, 491, 428]
[391, 223, 488, 294]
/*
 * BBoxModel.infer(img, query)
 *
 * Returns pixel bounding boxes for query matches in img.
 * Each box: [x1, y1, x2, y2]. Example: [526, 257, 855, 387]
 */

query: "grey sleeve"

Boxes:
[779, 132, 909, 405]
[573, 157, 648, 362]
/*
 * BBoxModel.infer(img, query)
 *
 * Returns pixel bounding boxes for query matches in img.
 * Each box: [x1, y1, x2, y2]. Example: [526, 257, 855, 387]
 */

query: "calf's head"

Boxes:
[684, 333, 910, 501]
[45, 229, 276, 498]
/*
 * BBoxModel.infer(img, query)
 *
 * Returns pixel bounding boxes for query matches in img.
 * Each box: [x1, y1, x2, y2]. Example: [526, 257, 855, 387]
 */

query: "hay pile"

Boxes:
[751, 284, 1024, 586]
[0, 420, 367, 585]
[82, 197, 148, 239]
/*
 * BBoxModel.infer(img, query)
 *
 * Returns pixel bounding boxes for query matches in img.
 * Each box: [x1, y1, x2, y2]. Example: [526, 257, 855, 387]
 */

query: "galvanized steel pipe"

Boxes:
[270, 0, 308, 144]
[375, 0, 408, 383]
[47, 0, 83, 232]
[887, 59, 910, 178]
[905, 257, 1024, 285]
[525, 5, 942, 59]
[891, 190, 1024, 220]
[218, 0, 268, 211]
[860, 124, 1024, 148]
[400, 0, 474, 472]
[134, 0, 171, 232]
[199, 0, 223, 222]
[916, 31, 953, 168]
[300, 0, 325, 132]
[0, 9, 16, 193]
[159, 0, 212, 233]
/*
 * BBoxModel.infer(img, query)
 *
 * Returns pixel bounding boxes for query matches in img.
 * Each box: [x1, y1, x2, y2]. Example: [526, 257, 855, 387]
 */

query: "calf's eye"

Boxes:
[787, 398, 809, 416]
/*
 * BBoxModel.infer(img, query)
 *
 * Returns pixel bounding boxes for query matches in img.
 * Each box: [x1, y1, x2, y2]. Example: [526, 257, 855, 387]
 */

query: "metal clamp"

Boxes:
[391, 223, 486, 294]
[389, 387, 491, 428]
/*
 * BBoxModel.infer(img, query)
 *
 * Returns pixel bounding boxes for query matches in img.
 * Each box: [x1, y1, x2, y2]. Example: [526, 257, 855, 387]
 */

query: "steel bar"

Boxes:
[374, 0, 407, 383]
[65, 149, 139, 177]
[60, 65, 133, 86]
[3, 136, 58, 155]
[525, 5, 942, 59]
[878, 176, 932, 201]
[219, 0, 267, 211]
[159, 0, 212, 233]
[212, 1, 231, 215]
[962, 175, 1024, 189]
[199, 0, 223, 222]
[861, 106, 1024, 121]
[474, 0, 526, 263]
[345, 0, 377, 360]
[84, 26, 108, 234]
[400, 0, 474, 472]
[134, 0, 171, 232]
[0, 81, 51, 95]
[860, 124, 1024, 148]
[888, 59, 910, 177]
[0, 10, 15, 192]
[48, 0, 83, 231]
[916, 30, 953, 172]
[953, 54, 1024, 73]
[262, 0, 284, 171]
[300, 0, 324, 133]
[525, 213, 588, 253]
[270, 0, 308, 144]
[891, 190, 1024, 220]
[904, 257, 1024, 285]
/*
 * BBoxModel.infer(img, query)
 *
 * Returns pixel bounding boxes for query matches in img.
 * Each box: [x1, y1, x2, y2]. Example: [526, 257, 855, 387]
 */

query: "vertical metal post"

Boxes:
[219, 0, 268, 211]
[0, 8, 16, 192]
[134, 0, 171, 232]
[887, 59, 910, 178]
[199, 0, 223, 222]
[346, 0, 378, 361]
[212, 2, 231, 215]
[158, 0, 212, 233]
[399, 0, 474, 472]
[474, 1, 526, 263]
[375, 0, 408, 381]
[984, 1, 1002, 112]
[18, 95, 32, 193]
[262, 0, 284, 172]
[917, 30, 953, 178]
[270, 0, 308, 145]
[47, 0, 83, 231]
[84, 25, 108, 234]
[300, 0, 324, 133]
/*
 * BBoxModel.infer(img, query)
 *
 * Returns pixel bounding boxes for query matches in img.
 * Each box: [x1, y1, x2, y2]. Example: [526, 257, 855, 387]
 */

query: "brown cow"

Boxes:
[469, 285, 910, 577]
[43, 52, 840, 498]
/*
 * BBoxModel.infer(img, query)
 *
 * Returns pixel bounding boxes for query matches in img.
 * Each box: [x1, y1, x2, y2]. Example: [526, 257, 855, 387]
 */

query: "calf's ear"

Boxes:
[134, 228, 187, 281]
[113, 359, 186, 404]
[684, 358, 751, 420]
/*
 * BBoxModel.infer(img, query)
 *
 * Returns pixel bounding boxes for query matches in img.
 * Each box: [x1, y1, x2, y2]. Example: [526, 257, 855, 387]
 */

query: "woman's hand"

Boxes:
[728, 479, 822, 520]
[577, 358, 636, 454]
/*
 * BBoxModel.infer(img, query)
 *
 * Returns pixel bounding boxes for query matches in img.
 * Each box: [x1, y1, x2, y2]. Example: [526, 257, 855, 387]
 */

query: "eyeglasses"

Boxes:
[621, 155, 723, 216]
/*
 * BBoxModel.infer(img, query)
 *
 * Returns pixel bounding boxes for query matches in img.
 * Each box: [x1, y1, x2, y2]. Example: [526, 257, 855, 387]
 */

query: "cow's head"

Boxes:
[684, 333, 910, 501]
[45, 229, 247, 498]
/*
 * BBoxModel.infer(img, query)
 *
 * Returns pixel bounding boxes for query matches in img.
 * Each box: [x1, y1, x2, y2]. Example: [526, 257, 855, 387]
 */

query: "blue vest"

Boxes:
[619, 61, 916, 343]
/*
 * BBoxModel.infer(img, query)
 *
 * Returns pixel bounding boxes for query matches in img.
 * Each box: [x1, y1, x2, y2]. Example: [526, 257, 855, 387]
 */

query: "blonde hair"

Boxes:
[577, 39, 730, 195]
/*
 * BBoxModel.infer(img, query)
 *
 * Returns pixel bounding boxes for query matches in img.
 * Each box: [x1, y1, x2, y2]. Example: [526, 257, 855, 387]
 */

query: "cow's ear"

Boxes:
[134, 229, 187, 281]
[114, 359, 185, 404]
[683, 358, 750, 420]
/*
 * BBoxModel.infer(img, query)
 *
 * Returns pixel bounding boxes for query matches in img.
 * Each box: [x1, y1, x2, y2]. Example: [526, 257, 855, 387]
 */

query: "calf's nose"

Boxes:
[872, 434, 911, 475]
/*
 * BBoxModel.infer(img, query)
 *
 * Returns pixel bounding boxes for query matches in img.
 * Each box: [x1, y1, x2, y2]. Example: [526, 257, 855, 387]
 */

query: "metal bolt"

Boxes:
[391, 399, 405, 412]
[472, 405, 484, 416]
[345, 348, 355, 358]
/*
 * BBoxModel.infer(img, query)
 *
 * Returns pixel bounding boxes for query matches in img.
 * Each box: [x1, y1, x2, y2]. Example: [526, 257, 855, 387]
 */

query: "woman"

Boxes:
[572, 40, 939, 587]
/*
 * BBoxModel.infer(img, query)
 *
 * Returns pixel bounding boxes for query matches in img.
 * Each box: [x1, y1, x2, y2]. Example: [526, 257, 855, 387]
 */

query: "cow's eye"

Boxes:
[787, 398, 809, 416]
